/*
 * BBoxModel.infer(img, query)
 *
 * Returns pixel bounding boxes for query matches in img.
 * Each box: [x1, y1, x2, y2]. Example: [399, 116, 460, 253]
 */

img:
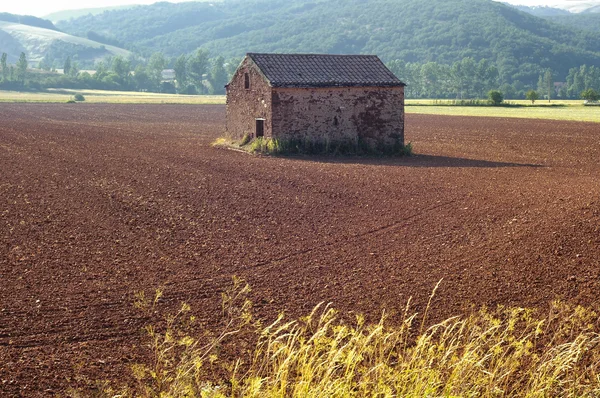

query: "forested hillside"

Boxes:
[546, 13, 600, 34]
[56, 0, 600, 87]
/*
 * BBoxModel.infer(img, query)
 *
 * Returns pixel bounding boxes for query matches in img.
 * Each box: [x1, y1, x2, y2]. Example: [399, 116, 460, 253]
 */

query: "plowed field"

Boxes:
[1, 104, 600, 395]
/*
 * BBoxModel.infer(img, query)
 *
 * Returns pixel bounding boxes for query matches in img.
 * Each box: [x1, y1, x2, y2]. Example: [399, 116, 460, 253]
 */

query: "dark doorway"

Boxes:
[256, 119, 265, 138]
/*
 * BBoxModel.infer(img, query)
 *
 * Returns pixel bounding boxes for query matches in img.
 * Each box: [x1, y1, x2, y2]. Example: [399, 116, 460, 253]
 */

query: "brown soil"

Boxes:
[1, 104, 600, 396]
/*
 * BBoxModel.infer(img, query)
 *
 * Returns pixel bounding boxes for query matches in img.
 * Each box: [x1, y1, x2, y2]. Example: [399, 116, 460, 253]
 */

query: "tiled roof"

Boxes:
[247, 53, 405, 88]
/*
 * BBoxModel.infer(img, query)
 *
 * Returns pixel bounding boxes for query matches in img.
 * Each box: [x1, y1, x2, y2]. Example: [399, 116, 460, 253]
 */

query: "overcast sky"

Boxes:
[1, 0, 599, 18]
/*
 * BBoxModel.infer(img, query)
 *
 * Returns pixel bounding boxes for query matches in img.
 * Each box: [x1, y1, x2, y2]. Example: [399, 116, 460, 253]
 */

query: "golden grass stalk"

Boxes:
[94, 280, 600, 398]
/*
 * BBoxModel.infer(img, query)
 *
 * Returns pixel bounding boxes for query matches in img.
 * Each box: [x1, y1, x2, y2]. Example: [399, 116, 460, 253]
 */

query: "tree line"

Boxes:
[1, 50, 599, 101]
[0, 49, 240, 95]
[386, 57, 600, 101]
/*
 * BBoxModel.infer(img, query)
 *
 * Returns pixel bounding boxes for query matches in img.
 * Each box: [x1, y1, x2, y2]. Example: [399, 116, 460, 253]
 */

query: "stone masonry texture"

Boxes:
[226, 55, 405, 149]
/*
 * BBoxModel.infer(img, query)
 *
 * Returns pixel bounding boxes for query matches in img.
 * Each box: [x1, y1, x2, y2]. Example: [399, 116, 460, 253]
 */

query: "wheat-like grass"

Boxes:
[91, 280, 600, 398]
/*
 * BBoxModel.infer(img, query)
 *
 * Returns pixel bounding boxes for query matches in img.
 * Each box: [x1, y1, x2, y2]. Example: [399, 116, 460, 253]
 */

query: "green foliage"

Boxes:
[63, 56, 72, 75]
[174, 53, 188, 89]
[0, 52, 7, 81]
[208, 56, 228, 95]
[16, 52, 27, 84]
[547, 13, 600, 34]
[73, 93, 85, 101]
[86, 30, 125, 48]
[581, 88, 599, 102]
[239, 133, 251, 146]
[188, 49, 210, 93]
[488, 90, 504, 105]
[148, 52, 166, 89]
[526, 89, 539, 104]
[111, 56, 131, 86]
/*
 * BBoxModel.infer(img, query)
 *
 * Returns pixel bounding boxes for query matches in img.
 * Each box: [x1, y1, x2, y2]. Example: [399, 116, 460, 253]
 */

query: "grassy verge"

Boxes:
[213, 136, 412, 156]
[0, 89, 226, 104]
[87, 280, 600, 397]
[406, 99, 600, 123]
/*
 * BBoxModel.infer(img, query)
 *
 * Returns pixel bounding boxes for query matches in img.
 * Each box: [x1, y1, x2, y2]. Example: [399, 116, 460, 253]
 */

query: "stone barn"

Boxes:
[225, 53, 406, 151]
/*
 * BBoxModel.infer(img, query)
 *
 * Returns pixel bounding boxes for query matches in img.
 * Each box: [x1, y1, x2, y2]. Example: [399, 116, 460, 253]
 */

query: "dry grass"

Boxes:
[0, 89, 226, 104]
[406, 100, 600, 123]
[89, 279, 600, 398]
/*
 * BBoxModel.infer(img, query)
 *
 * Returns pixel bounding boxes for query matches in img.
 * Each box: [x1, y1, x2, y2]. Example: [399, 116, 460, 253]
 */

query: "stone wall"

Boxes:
[271, 86, 404, 149]
[225, 57, 273, 140]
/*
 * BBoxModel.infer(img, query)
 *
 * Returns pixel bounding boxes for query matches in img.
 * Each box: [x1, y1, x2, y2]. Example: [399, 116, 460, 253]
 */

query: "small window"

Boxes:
[244, 73, 250, 90]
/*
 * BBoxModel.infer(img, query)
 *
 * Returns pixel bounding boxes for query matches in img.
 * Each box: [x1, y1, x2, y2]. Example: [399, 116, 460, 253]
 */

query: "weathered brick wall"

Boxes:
[226, 58, 273, 139]
[271, 86, 404, 148]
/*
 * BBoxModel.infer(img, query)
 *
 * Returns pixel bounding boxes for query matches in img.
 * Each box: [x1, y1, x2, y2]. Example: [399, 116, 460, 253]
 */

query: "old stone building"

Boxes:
[226, 53, 406, 150]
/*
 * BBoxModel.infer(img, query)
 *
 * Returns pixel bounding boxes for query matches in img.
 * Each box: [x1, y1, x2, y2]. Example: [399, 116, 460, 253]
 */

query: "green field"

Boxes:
[406, 99, 600, 123]
[1, 90, 598, 122]
[0, 89, 226, 104]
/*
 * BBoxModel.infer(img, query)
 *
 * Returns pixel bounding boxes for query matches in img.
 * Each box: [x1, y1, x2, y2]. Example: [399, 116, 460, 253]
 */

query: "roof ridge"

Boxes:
[248, 53, 378, 57]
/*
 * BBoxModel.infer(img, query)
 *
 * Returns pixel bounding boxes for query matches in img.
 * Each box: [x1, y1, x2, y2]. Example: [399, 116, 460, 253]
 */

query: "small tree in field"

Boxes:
[488, 90, 503, 105]
[581, 88, 599, 102]
[525, 90, 539, 104]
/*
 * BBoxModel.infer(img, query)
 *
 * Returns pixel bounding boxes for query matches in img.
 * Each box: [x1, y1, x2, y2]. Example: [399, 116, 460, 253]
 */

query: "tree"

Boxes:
[538, 69, 553, 102]
[225, 57, 241, 80]
[148, 52, 167, 90]
[174, 54, 188, 90]
[133, 65, 152, 91]
[208, 56, 228, 95]
[188, 49, 209, 93]
[488, 90, 503, 105]
[69, 60, 80, 77]
[1, 53, 7, 82]
[544, 69, 553, 103]
[475, 59, 499, 99]
[451, 57, 476, 99]
[525, 90, 539, 104]
[64, 56, 72, 76]
[111, 56, 131, 87]
[581, 88, 599, 102]
[16, 52, 28, 85]
[94, 61, 109, 81]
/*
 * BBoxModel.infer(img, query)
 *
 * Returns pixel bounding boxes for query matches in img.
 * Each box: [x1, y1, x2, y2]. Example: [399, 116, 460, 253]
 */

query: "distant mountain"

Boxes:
[44, 5, 140, 23]
[506, 2, 600, 35]
[561, 1, 600, 14]
[510, 5, 571, 17]
[0, 20, 131, 66]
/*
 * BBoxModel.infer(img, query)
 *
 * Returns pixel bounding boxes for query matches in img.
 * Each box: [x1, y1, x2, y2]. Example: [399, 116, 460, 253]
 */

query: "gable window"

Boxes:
[244, 73, 250, 90]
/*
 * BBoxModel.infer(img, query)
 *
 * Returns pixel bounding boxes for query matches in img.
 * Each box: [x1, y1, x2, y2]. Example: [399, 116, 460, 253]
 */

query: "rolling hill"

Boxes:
[0, 20, 131, 66]
[44, 5, 140, 23]
[55, 0, 600, 85]
[0, 12, 60, 31]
